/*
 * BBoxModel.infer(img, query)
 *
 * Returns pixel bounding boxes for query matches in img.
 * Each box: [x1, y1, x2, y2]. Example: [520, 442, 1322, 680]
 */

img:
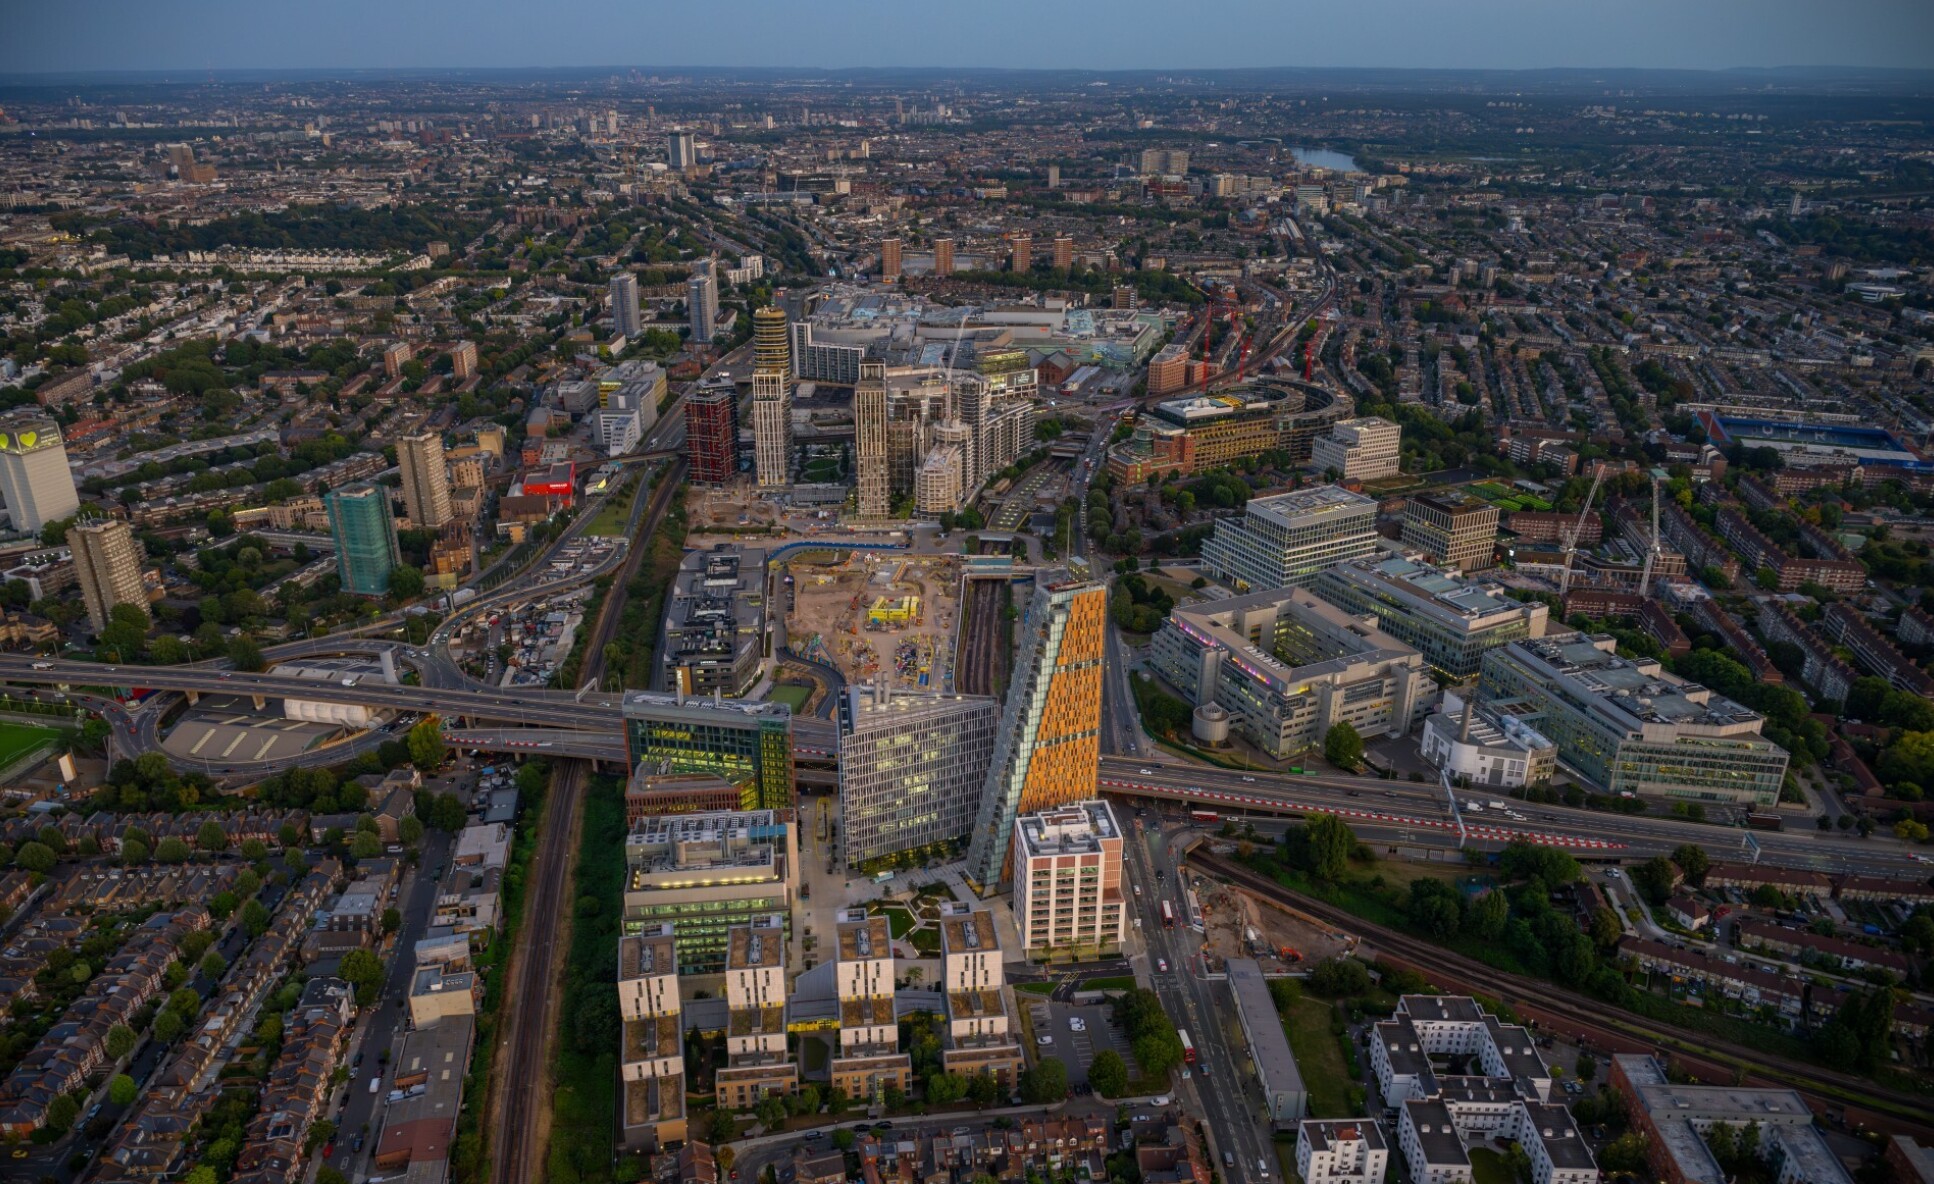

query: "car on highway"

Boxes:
[1157, 958, 1168, 972]
[1241, 775, 1256, 783]
[1138, 768, 1153, 775]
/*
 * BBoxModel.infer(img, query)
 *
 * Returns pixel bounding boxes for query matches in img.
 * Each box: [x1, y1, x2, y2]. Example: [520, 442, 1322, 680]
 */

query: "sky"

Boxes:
[5, 0, 1933, 76]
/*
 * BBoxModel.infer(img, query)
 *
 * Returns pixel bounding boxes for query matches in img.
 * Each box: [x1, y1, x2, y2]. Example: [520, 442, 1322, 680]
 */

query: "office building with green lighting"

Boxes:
[621, 691, 795, 811]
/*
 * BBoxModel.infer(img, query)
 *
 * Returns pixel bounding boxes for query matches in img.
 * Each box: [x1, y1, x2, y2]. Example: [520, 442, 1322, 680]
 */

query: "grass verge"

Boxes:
[1282, 997, 1355, 1118]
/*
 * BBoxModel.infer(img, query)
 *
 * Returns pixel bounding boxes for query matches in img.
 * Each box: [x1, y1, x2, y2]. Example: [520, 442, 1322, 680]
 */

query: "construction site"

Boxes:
[783, 552, 963, 690]
[1183, 852, 1357, 974]
[683, 482, 787, 533]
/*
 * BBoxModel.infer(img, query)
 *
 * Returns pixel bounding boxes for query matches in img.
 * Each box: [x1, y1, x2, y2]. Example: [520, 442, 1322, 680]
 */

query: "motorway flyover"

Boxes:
[1096, 755, 1929, 879]
[0, 655, 623, 730]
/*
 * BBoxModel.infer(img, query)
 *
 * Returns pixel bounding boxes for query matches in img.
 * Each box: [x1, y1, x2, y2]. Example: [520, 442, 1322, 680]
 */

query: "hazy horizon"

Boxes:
[8, 0, 1934, 77]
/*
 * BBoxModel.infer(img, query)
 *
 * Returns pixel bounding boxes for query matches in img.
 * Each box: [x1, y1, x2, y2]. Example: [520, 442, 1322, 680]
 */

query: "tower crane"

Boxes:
[1558, 463, 1608, 597]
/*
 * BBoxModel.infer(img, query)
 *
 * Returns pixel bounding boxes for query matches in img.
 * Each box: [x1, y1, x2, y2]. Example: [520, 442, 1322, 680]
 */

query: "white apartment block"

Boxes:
[1297, 1120, 1390, 1184]
[1399, 1097, 1597, 1184]
[1372, 995, 1552, 1104]
[715, 914, 795, 1109]
[616, 923, 686, 1149]
[936, 902, 1025, 1087]
[617, 925, 682, 1084]
[831, 909, 912, 1099]
[1374, 996, 1595, 1184]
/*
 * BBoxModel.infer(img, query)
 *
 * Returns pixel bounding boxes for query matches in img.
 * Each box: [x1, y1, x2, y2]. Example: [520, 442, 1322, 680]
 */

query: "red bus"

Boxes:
[1189, 810, 1219, 823]
[1178, 1029, 1196, 1063]
[1161, 900, 1176, 928]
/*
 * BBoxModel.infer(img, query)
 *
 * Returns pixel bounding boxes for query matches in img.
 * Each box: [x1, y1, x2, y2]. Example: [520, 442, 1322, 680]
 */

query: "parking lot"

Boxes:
[1023, 999, 1141, 1087]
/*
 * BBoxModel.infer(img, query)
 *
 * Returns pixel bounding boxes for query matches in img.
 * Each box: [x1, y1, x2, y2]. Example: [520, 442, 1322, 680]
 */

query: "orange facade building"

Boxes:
[963, 574, 1106, 892]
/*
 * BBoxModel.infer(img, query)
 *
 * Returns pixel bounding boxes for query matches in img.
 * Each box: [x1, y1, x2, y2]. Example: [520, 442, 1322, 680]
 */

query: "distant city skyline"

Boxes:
[5, 0, 1932, 76]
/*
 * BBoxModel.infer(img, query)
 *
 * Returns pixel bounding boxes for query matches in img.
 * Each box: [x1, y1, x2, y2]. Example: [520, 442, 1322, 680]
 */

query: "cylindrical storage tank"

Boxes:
[1192, 702, 1230, 744]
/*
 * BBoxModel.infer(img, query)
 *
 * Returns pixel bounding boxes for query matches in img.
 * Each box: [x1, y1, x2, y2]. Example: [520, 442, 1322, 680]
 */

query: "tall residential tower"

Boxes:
[610, 272, 642, 339]
[752, 306, 791, 380]
[751, 371, 792, 488]
[0, 418, 79, 536]
[326, 484, 401, 596]
[67, 518, 147, 633]
[853, 361, 890, 517]
[396, 432, 453, 530]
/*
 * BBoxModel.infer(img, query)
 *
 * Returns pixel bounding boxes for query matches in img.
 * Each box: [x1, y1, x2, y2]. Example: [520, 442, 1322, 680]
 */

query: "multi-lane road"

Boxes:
[1120, 813, 1277, 1184]
[0, 655, 622, 727]
[1097, 756, 1931, 879]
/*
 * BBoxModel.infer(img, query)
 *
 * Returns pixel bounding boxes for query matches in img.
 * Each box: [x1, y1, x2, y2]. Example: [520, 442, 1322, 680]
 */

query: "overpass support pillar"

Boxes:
[184, 690, 198, 707]
[252, 695, 266, 711]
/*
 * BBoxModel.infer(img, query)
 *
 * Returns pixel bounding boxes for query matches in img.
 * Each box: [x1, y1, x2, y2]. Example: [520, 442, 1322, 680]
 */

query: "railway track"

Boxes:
[490, 460, 686, 1184]
[956, 578, 1007, 697]
[1189, 850, 1934, 1134]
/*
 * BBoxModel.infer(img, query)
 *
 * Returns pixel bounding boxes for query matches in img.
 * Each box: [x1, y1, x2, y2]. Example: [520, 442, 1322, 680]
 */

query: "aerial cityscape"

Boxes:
[0, 7, 1932, 1184]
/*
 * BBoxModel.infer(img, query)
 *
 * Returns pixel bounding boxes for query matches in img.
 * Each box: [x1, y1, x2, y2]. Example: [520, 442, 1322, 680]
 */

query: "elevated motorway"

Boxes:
[1097, 756, 1927, 878]
[0, 655, 622, 729]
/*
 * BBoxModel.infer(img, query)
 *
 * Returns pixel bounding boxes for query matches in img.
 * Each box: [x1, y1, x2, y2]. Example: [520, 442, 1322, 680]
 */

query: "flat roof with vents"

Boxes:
[836, 913, 891, 963]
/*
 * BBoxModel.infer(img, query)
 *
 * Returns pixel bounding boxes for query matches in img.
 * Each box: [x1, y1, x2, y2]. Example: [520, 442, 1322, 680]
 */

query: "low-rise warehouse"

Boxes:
[1225, 958, 1306, 1127]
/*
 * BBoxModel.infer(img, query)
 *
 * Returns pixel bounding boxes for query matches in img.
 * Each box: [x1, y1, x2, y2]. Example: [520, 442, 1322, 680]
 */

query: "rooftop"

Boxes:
[1150, 388, 1284, 425]
[726, 918, 786, 971]
[728, 1005, 786, 1038]
[1241, 485, 1379, 532]
[836, 913, 892, 963]
[621, 690, 792, 723]
[620, 930, 679, 981]
[1167, 583, 1421, 694]
[622, 1073, 684, 1129]
[1408, 490, 1498, 518]
[1508, 633, 1766, 732]
[1522, 1102, 1596, 1171]
[1403, 1099, 1469, 1167]
[939, 908, 998, 957]
[841, 996, 896, 1027]
[623, 1015, 681, 1063]
[1226, 959, 1306, 1101]
[1015, 799, 1121, 860]
[1302, 1120, 1387, 1152]
[1319, 554, 1544, 631]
